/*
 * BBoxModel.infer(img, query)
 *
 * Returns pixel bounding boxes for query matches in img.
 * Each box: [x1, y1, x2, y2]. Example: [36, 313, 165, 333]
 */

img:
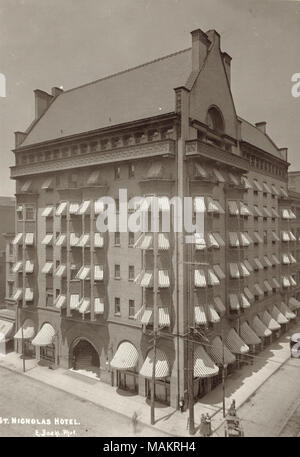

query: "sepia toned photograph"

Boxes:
[0, 0, 300, 443]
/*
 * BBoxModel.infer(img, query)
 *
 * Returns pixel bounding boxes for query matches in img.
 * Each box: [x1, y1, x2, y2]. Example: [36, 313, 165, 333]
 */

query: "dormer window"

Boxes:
[207, 107, 225, 133]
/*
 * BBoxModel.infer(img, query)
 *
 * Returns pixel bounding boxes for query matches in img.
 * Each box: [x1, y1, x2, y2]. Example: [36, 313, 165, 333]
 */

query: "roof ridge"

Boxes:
[63, 47, 192, 95]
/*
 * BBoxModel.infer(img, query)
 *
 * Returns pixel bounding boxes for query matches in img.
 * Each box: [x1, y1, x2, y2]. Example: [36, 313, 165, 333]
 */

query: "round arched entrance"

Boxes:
[71, 338, 100, 379]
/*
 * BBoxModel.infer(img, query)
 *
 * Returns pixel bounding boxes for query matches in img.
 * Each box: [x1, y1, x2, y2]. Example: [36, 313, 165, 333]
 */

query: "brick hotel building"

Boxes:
[8, 28, 300, 408]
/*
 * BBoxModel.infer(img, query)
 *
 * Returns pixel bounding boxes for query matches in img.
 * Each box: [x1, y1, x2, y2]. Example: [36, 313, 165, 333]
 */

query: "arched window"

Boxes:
[207, 107, 224, 133]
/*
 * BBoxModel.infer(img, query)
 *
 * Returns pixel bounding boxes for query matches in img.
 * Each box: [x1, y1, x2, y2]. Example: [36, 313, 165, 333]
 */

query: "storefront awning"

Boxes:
[111, 342, 139, 370]
[14, 319, 35, 340]
[261, 311, 281, 331]
[194, 346, 219, 378]
[225, 328, 249, 354]
[139, 348, 170, 379]
[0, 320, 14, 342]
[240, 322, 261, 345]
[208, 336, 236, 366]
[32, 323, 55, 346]
[251, 316, 272, 338]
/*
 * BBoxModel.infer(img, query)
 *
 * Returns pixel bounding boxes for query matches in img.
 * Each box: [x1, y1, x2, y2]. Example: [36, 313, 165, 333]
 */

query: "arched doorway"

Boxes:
[72, 339, 100, 379]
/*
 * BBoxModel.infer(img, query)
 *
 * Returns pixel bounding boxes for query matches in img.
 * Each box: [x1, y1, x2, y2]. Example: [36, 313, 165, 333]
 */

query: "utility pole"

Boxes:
[151, 200, 159, 425]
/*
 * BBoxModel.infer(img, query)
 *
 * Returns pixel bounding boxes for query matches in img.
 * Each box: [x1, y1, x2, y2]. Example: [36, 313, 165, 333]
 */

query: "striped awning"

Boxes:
[78, 298, 90, 314]
[77, 234, 90, 247]
[42, 262, 53, 274]
[141, 309, 153, 325]
[289, 297, 300, 311]
[208, 337, 236, 366]
[25, 233, 34, 246]
[55, 294, 66, 309]
[42, 234, 53, 245]
[56, 201, 67, 216]
[240, 294, 251, 309]
[270, 306, 289, 324]
[158, 308, 170, 327]
[134, 233, 170, 250]
[261, 311, 281, 331]
[32, 323, 55, 346]
[0, 320, 15, 342]
[70, 294, 80, 310]
[195, 305, 207, 326]
[206, 304, 220, 323]
[12, 233, 23, 245]
[251, 316, 272, 337]
[240, 322, 261, 345]
[111, 342, 138, 370]
[139, 348, 170, 379]
[280, 302, 296, 320]
[225, 328, 249, 354]
[136, 270, 170, 288]
[42, 206, 54, 217]
[14, 319, 35, 340]
[94, 298, 104, 315]
[78, 200, 91, 215]
[229, 294, 240, 311]
[194, 346, 219, 378]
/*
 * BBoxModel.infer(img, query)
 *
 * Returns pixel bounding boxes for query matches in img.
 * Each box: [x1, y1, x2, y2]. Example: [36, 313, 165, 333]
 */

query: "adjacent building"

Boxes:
[9, 28, 300, 408]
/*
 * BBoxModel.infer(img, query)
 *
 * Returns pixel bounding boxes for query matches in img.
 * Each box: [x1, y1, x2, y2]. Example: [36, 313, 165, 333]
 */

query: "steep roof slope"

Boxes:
[239, 117, 282, 159]
[22, 49, 192, 147]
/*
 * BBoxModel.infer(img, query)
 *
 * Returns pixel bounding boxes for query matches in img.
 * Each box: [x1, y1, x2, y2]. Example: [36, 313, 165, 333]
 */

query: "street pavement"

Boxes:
[0, 366, 169, 437]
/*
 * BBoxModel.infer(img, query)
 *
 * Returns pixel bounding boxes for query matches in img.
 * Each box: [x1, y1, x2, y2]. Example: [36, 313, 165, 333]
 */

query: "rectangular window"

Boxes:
[263, 230, 268, 244]
[114, 232, 120, 246]
[128, 265, 135, 281]
[8, 281, 13, 298]
[114, 166, 121, 179]
[114, 297, 121, 315]
[128, 163, 135, 178]
[114, 264, 120, 279]
[128, 231, 135, 247]
[46, 289, 53, 307]
[129, 299, 135, 318]
[9, 243, 13, 256]
[68, 173, 77, 188]
[25, 205, 35, 221]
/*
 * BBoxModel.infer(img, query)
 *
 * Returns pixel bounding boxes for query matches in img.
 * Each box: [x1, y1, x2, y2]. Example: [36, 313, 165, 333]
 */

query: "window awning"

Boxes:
[94, 265, 104, 281]
[76, 266, 90, 280]
[70, 233, 80, 246]
[272, 254, 280, 265]
[272, 277, 281, 289]
[240, 203, 252, 216]
[55, 294, 66, 309]
[206, 304, 220, 323]
[244, 260, 253, 272]
[207, 269, 220, 286]
[69, 203, 80, 215]
[253, 258, 263, 270]
[281, 209, 290, 220]
[254, 283, 264, 297]
[134, 233, 170, 250]
[253, 206, 263, 217]
[21, 180, 32, 192]
[271, 184, 279, 196]
[229, 294, 240, 310]
[14, 319, 35, 340]
[251, 316, 272, 337]
[226, 328, 249, 354]
[12, 233, 23, 245]
[195, 305, 207, 325]
[289, 254, 297, 264]
[253, 179, 263, 192]
[280, 187, 288, 198]
[289, 297, 300, 311]
[94, 298, 104, 315]
[94, 200, 105, 214]
[70, 294, 80, 310]
[253, 231, 263, 243]
[228, 200, 239, 216]
[56, 201, 67, 216]
[240, 293, 251, 309]
[77, 234, 90, 247]
[32, 323, 55, 346]
[12, 261, 22, 273]
[272, 231, 280, 242]
[290, 275, 297, 287]
[78, 200, 91, 215]
[263, 256, 272, 268]
[271, 208, 279, 218]
[25, 233, 34, 246]
[13, 288, 22, 301]
[262, 182, 271, 194]
[282, 253, 290, 265]
[158, 308, 170, 327]
[240, 232, 251, 246]
[25, 260, 34, 273]
[270, 306, 289, 324]
[280, 302, 296, 320]
[263, 207, 271, 218]
[261, 311, 281, 331]
[41, 178, 53, 190]
[87, 170, 100, 185]
[0, 320, 14, 342]
[194, 197, 205, 213]
[56, 234, 66, 247]
[55, 264, 66, 278]
[240, 322, 261, 345]
[244, 287, 254, 302]
[78, 298, 90, 314]
[214, 297, 226, 315]
[289, 231, 296, 241]
[282, 276, 291, 288]
[263, 280, 272, 293]
[25, 288, 33, 301]
[289, 209, 296, 219]
[139, 348, 170, 379]
[194, 163, 208, 179]
[42, 206, 54, 217]
[239, 262, 250, 278]
[194, 346, 219, 378]
[141, 309, 153, 325]
[111, 342, 139, 370]
[229, 232, 239, 247]
[229, 263, 240, 279]
[281, 231, 290, 242]
[213, 168, 225, 183]
[228, 173, 240, 186]
[42, 234, 53, 245]
[213, 233, 225, 247]
[194, 269, 206, 288]
[208, 336, 236, 366]
[213, 265, 225, 280]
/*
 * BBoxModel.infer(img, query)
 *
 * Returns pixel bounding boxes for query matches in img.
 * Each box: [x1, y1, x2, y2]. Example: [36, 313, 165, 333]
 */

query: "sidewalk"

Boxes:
[1, 323, 298, 437]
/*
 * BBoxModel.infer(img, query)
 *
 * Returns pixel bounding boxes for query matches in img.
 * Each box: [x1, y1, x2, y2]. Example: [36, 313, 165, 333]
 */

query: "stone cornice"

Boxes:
[11, 140, 175, 178]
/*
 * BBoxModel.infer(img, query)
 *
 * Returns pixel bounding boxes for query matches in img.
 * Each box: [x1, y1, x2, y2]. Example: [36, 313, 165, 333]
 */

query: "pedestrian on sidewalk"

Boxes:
[132, 411, 138, 434]
[205, 413, 211, 437]
[179, 397, 185, 413]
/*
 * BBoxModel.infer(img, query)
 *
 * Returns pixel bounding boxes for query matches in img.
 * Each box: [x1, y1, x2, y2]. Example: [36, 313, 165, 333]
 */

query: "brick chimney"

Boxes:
[255, 122, 267, 134]
[34, 89, 53, 120]
[190, 28, 211, 71]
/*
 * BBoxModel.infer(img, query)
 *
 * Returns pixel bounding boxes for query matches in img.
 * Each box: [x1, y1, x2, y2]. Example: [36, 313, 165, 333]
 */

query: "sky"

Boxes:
[0, 0, 300, 196]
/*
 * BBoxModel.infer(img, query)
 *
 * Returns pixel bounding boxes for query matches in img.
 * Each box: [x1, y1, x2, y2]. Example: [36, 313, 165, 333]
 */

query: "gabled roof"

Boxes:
[238, 117, 283, 159]
[21, 48, 192, 147]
